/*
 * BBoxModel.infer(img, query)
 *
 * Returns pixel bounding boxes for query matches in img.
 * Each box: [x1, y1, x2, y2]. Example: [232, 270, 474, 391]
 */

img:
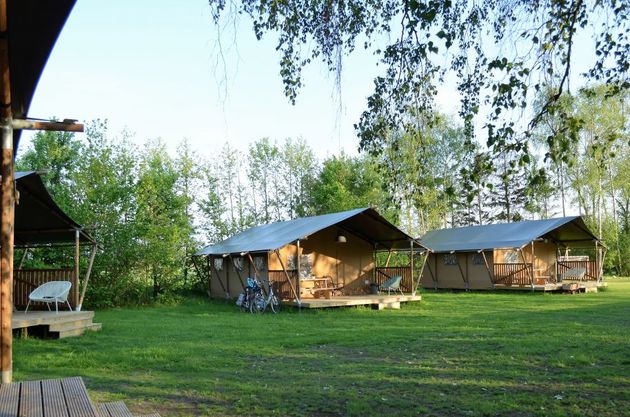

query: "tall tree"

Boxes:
[208, 0, 629, 173]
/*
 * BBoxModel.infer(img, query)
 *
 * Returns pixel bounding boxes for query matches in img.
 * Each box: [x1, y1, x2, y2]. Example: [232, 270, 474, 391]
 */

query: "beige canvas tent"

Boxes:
[419, 216, 604, 290]
[195, 208, 427, 304]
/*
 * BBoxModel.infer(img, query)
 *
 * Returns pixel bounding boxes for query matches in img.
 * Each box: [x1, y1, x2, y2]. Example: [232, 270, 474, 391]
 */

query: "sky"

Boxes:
[20, 0, 401, 159]
[22, 1, 598, 162]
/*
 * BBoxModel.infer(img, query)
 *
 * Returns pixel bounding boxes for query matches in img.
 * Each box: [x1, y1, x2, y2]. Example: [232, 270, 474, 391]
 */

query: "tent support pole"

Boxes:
[77, 244, 97, 311]
[247, 253, 260, 278]
[435, 254, 439, 289]
[385, 249, 393, 268]
[190, 256, 210, 297]
[409, 241, 414, 294]
[415, 250, 429, 294]
[518, 247, 534, 291]
[73, 229, 80, 308]
[210, 257, 228, 298]
[555, 243, 559, 283]
[455, 254, 468, 291]
[275, 250, 300, 308]
[425, 254, 437, 290]
[17, 247, 29, 270]
[296, 240, 301, 298]
[0, 79, 13, 383]
[480, 251, 495, 289]
[228, 254, 247, 290]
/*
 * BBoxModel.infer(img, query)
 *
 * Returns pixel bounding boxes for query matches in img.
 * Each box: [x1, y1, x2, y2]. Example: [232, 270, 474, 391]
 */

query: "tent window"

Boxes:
[504, 250, 519, 263]
[213, 258, 223, 271]
[443, 254, 458, 266]
[233, 257, 244, 271]
[254, 256, 266, 271]
[288, 254, 313, 277]
[472, 253, 485, 265]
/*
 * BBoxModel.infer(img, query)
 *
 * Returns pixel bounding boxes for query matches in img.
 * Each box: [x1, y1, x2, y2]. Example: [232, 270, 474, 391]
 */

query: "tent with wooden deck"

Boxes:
[418, 216, 604, 290]
[12, 171, 97, 311]
[195, 208, 427, 306]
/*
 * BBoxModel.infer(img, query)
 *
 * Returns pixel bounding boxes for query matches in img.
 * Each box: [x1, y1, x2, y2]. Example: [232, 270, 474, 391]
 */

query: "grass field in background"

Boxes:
[14, 279, 630, 417]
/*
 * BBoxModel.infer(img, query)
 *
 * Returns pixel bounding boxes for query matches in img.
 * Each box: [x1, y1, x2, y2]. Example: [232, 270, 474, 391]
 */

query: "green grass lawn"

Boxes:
[14, 279, 630, 417]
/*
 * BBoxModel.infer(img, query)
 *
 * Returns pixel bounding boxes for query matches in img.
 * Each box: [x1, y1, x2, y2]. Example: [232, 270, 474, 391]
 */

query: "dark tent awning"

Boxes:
[197, 207, 424, 256]
[14, 171, 93, 245]
[420, 216, 600, 253]
[7, 0, 77, 148]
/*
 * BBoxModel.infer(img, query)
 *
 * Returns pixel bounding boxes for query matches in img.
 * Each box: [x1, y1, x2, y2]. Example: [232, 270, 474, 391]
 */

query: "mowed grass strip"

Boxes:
[14, 279, 630, 417]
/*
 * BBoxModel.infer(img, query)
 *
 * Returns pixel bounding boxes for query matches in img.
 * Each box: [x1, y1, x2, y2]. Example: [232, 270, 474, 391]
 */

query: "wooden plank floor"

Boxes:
[0, 377, 98, 417]
[11, 311, 95, 330]
[290, 294, 422, 309]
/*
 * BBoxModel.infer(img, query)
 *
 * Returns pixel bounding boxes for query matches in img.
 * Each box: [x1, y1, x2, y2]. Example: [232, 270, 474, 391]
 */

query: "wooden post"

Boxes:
[0, 0, 13, 382]
[274, 249, 299, 305]
[481, 251, 495, 288]
[385, 249, 393, 267]
[17, 247, 29, 269]
[455, 254, 468, 290]
[77, 244, 97, 311]
[414, 250, 429, 294]
[73, 229, 80, 307]
[409, 240, 414, 295]
[228, 254, 246, 290]
[518, 247, 534, 291]
[555, 243, 559, 283]
[209, 257, 228, 298]
[296, 240, 301, 299]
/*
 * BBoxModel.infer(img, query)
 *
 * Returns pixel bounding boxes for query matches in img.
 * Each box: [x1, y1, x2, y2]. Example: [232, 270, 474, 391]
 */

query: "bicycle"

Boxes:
[249, 278, 281, 314]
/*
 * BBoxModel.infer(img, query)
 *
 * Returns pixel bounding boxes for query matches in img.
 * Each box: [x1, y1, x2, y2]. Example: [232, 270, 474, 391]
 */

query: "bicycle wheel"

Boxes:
[270, 293, 281, 313]
[250, 292, 265, 313]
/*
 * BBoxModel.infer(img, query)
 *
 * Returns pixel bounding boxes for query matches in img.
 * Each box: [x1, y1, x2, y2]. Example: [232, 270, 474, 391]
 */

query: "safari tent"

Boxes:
[13, 171, 97, 310]
[195, 208, 426, 305]
[419, 216, 604, 290]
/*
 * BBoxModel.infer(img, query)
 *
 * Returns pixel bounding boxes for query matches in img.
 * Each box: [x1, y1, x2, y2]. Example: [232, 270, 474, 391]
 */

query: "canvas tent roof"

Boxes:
[420, 216, 600, 253]
[197, 207, 421, 256]
[13, 171, 93, 245]
[7, 0, 77, 149]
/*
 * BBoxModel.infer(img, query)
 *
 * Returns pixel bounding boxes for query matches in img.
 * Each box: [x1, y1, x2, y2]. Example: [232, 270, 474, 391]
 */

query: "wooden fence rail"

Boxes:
[375, 266, 412, 292]
[558, 260, 599, 281]
[13, 269, 76, 308]
[493, 263, 533, 286]
[268, 270, 298, 300]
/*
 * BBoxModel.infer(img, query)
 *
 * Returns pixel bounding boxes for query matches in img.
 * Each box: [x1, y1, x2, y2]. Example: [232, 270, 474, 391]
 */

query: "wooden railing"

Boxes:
[375, 266, 412, 292]
[268, 270, 298, 300]
[13, 269, 76, 308]
[493, 263, 533, 286]
[558, 260, 599, 281]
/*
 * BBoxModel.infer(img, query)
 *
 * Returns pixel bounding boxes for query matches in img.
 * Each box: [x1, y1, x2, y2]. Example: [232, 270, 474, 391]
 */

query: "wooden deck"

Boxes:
[0, 377, 161, 417]
[289, 294, 422, 309]
[494, 281, 605, 292]
[12, 311, 101, 339]
[0, 377, 98, 417]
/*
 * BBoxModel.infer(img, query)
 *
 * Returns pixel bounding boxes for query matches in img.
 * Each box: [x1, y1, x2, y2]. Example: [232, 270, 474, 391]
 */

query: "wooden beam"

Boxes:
[455, 254, 468, 290]
[414, 250, 429, 294]
[425, 254, 437, 290]
[384, 249, 393, 267]
[77, 244, 97, 311]
[409, 241, 414, 294]
[518, 247, 534, 291]
[11, 119, 84, 132]
[246, 253, 260, 278]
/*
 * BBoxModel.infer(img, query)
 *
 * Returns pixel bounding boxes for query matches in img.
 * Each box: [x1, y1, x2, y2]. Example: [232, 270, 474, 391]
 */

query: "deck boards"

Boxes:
[293, 294, 422, 309]
[0, 378, 98, 417]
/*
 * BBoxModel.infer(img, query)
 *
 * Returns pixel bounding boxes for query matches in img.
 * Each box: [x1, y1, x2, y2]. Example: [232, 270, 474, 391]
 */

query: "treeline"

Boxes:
[15, 88, 629, 306]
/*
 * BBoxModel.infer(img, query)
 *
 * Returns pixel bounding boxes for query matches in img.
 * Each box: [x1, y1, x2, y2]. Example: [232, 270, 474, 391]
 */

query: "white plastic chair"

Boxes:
[379, 275, 404, 295]
[25, 281, 72, 314]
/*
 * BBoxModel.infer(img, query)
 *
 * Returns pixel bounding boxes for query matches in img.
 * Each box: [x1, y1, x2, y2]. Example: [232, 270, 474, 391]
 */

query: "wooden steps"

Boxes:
[0, 377, 161, 417]
[12, 310, 102, 339]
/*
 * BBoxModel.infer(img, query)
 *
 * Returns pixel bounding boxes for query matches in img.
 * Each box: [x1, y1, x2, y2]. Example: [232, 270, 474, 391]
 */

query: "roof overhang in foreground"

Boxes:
[13, 171, 94, 246]
[420, 216, 601, 253]
[7, 0, 77, 149]
[196, 207, 424, 256]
